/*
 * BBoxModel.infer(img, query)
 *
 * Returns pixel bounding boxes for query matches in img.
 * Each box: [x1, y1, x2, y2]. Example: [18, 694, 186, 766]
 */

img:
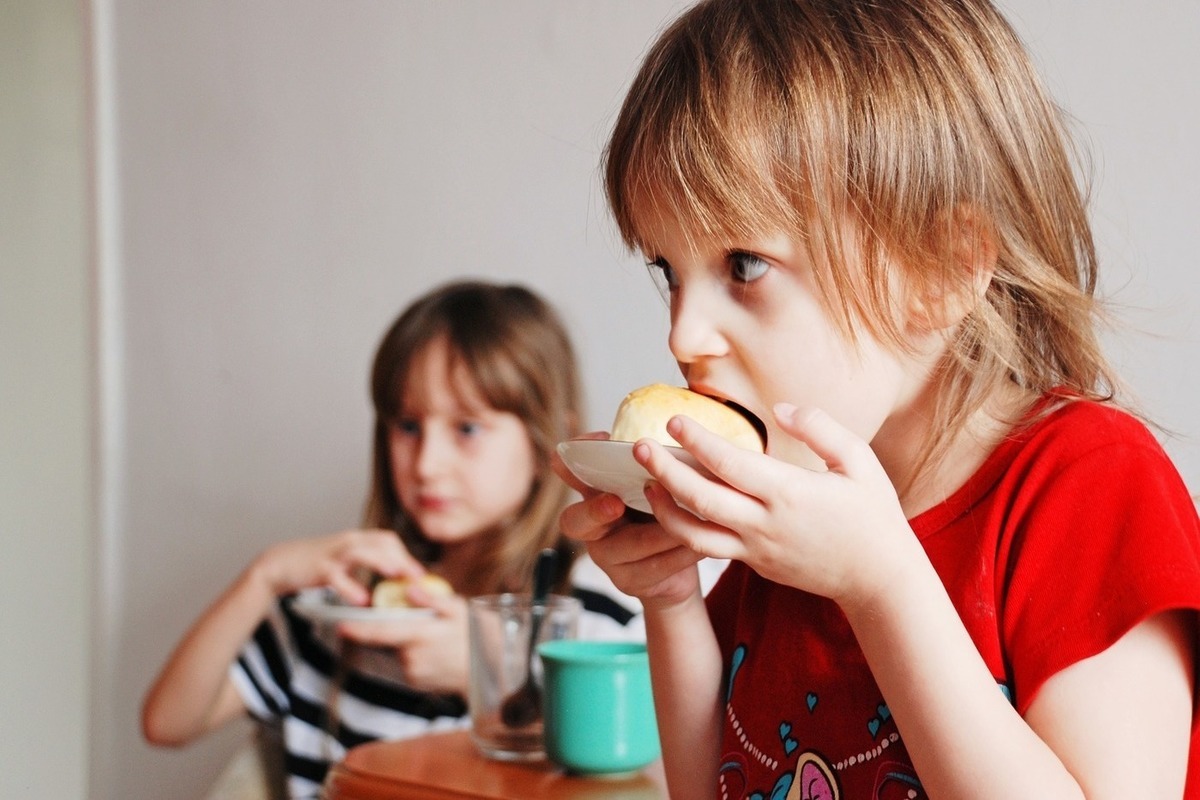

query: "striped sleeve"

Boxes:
[231, 603, 294, 721]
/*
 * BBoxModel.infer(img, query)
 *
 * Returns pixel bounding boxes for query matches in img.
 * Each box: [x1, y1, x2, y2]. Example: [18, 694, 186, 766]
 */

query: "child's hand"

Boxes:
[251, 529, 424, 606]
[337, 589, 470, 695]
[554, 434, 704, 610]
[638, 404, 911, 609]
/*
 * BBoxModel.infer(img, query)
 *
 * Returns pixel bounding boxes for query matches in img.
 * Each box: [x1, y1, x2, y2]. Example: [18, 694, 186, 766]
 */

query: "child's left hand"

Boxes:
[336, 588, 470, 695]
[639, 402, 914, 610]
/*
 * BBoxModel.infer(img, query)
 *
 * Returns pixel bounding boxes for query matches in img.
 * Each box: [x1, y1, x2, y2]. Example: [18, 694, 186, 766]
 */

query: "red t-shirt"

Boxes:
[707, 397, 1200, 799]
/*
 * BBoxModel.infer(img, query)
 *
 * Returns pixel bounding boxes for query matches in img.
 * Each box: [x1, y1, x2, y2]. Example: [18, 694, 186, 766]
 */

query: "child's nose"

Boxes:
[414, 429, 451, 477]
[668, 287, 728, 365]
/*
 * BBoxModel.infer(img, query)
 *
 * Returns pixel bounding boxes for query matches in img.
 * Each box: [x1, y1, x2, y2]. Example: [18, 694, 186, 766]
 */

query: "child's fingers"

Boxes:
[337, 619, 420, 648]
[773, 404, 872, 476]
[585, 519, 701, 596]
[660, 416, 795, 507]
[558, 493, 626, 542]
[613, 541, 703, 596]
[311, 530, 424, 604]
[325, 570, 372, 606]
[665, 415, 760, 482]
[634, 434, 762, 527]
[343, 529, 424, 579]
[594, 514, 681, 566]
[337, 592, 463, 648]
[643, 480, 747, 562]
[404, 586, 463, 618]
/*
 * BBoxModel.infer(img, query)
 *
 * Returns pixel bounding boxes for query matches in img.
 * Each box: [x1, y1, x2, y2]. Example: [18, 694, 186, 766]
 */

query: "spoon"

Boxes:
[499, 547, 558, 728]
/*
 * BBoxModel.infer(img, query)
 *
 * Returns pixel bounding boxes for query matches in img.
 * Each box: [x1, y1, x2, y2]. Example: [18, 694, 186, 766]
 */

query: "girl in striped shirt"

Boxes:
[142, 280, 642, 798]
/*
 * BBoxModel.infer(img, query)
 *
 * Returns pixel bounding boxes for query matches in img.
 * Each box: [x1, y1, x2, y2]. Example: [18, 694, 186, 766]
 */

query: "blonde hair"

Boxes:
[605, 0, 1118, 475]
[362, 280, 582, 596]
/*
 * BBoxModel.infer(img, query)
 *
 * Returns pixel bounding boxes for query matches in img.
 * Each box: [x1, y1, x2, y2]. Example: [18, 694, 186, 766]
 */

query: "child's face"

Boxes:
[646, 221, 933, 467]
[388, 336, 537, 548]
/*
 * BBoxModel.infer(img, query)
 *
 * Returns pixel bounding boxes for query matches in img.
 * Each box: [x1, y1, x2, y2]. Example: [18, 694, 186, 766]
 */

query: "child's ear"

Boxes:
[907, 205, 998, 332]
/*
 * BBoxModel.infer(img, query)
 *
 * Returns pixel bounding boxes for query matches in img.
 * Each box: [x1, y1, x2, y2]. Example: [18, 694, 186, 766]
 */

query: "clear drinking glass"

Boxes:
[467, 593, 581, 761]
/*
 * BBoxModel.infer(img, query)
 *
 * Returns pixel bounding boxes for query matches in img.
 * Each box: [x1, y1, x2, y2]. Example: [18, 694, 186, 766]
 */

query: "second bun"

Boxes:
[371, 573, 454, 608]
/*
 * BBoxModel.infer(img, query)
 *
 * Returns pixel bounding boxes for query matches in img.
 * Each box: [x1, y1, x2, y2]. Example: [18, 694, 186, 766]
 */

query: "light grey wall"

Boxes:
[2, 2, 1195, 798]
[99, 3, 686, 799]
[1, 1, 91, 798]
[1003, 3, 1200, 475]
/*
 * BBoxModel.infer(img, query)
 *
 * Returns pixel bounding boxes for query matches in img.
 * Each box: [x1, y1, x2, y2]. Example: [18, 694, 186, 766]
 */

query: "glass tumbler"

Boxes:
[467, 593, 581, 761]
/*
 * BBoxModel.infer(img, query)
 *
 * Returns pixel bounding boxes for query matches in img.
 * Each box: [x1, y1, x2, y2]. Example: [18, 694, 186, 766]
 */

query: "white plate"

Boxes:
[556, 439, 705, 514]
[291, 587, 437, 624]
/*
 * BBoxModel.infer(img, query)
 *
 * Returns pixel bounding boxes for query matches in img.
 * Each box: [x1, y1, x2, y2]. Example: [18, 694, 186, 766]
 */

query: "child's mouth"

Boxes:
[718, 398, 768, 450]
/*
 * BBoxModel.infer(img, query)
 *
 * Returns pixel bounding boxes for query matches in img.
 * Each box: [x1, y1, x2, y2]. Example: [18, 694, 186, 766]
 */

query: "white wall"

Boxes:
[2, 2, 1195, 798]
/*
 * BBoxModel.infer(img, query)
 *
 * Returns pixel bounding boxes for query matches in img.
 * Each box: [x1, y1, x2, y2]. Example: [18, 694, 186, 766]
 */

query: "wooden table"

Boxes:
[322, 729, 666, 800]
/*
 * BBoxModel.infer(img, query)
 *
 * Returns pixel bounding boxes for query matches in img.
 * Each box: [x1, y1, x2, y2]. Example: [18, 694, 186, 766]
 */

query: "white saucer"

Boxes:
[291, 588, 437, 624]
[556, 439, 703, 514]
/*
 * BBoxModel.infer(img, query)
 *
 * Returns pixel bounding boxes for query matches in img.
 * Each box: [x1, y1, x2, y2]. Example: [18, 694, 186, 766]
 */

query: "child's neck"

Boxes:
[880, 380, 1032, 519]
[433, 535, 492, 593]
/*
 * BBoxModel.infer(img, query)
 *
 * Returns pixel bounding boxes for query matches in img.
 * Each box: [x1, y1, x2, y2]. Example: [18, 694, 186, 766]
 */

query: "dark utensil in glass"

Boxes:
[498, 548, 558, 728]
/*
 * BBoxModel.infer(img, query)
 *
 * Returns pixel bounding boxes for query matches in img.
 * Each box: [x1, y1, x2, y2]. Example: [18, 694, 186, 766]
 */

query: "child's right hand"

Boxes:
[634, 405, 913, 611]
[250, 529, 424, 606]
[143, 528, 421, 747]
[554, 435, 704, 610]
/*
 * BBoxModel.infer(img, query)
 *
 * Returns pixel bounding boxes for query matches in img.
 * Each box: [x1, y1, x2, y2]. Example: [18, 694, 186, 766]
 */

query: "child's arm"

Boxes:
[642, 593, 725, 798]
[141, 564, 277, 745]
[1021, 609, 1194, 797]
[556, 463, 725, 798]
[142, 529, 422, 746]
[842, 553, 1193, 798]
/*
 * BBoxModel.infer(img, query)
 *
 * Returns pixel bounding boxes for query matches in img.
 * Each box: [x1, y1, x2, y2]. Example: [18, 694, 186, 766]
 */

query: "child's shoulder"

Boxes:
[1019, 393, 1163, 459]
[961, 392, 1181, 507]
[994, 392, 1196, 512]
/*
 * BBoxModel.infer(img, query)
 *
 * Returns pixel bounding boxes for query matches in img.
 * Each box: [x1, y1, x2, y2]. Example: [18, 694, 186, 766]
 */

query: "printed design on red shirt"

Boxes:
[718, 644, 930, 800]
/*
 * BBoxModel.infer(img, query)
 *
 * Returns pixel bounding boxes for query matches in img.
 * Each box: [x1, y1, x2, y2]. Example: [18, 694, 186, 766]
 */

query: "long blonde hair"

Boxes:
[605, 0, 1118, 476]
[362, 280, 582, 595]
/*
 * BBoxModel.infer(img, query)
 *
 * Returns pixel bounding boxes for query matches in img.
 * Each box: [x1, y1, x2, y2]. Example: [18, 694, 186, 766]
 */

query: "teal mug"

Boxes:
[537, 640, 661, 775]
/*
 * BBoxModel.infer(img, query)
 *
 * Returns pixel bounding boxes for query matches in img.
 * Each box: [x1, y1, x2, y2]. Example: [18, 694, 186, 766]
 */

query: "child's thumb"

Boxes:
[772, 403, 853, 472]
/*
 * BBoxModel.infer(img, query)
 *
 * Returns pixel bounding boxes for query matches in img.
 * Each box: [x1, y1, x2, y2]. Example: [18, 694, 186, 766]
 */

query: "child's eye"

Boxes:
[729, 251, 769, 283]
[457, 421, 481, 437]
[647, 257, 678, 293]
[394, 418, 421, 437]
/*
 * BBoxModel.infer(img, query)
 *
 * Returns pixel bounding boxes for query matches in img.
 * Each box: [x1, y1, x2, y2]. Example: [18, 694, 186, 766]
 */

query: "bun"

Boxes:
[371, 573, 454, 608]
[610, 384, 764, 453]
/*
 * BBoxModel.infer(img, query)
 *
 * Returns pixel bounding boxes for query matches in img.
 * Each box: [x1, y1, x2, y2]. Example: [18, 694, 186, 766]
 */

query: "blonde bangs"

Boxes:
[607, 85, 805, 258]
[604, 0, 920, 344]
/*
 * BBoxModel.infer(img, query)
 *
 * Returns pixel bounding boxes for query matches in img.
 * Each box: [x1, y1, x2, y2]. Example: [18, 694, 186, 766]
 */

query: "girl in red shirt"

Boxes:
[559, 1, 1200, 797]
